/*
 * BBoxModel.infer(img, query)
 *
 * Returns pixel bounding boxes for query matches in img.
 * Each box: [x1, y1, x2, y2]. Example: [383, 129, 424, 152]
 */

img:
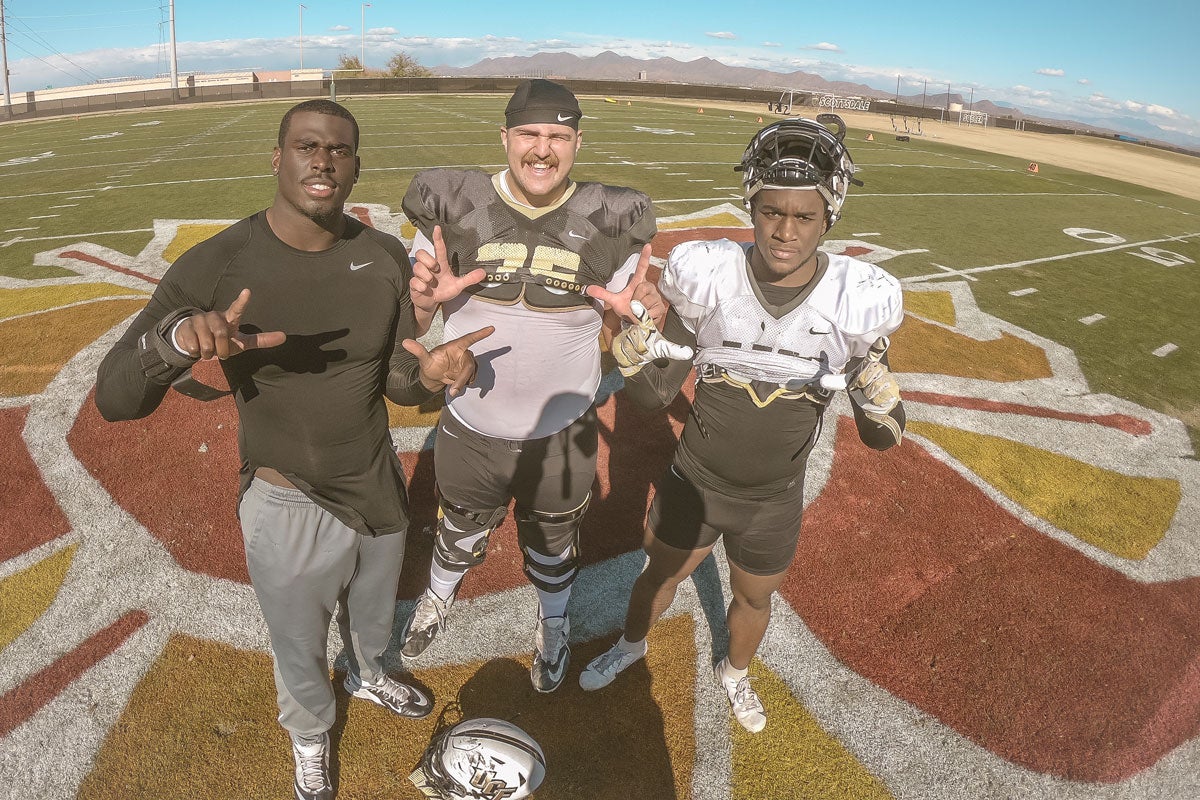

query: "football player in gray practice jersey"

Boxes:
[579, 115, 906, 735]
[398, 79, 678, 694]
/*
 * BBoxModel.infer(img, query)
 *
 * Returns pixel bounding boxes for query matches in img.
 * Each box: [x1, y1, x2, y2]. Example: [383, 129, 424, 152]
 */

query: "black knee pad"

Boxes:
[515, 495, 588, 592]
[434, 497, 507, 570]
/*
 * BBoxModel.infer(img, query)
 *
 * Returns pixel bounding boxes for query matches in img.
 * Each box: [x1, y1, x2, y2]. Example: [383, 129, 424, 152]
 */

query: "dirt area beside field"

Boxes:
[650, 99, 1200, 202]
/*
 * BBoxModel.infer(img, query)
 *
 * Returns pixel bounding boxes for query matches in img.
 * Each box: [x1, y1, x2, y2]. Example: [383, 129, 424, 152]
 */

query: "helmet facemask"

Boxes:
[737, 113, 862, 229]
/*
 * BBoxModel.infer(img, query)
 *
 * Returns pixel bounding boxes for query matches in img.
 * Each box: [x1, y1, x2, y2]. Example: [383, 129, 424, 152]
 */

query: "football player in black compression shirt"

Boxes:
[95, 100, 491, 800]
[397, 80, 664, 694]
[579, 115, 906, 734]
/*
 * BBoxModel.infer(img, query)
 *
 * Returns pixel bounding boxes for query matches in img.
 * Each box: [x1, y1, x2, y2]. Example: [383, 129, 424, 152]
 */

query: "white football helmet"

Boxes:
[736, 113, 862, 228]
[410, 717, 546, 800]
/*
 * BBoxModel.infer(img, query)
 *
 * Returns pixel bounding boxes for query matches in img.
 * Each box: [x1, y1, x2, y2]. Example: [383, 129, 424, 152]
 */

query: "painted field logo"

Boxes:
[2, 202, 1197, 799]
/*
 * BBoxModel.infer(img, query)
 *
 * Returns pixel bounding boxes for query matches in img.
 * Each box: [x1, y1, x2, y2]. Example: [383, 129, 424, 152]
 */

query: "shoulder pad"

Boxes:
[568, 183, 656, 244]
[401, 169, 495, 237]
[808, 254, 904, 337]
[660, 239, 748, 331]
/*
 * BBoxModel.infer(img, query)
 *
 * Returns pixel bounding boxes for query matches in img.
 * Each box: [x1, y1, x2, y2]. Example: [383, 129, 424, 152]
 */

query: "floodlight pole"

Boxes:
[1, 0, 12, 120]
[361, 3, 371, 67]
[299, 4, 307, 69]
[168, 0, 179, 99]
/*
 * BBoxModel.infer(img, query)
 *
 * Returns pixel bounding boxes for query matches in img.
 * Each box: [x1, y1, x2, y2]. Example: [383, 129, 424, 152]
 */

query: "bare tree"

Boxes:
[334, 54, 364, 75]
[385, 51, 431, 78]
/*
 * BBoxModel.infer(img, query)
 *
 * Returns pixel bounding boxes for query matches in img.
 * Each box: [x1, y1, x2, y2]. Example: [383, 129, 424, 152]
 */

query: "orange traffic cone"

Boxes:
[697, 107, 704, 114]
[757, 116, 763, 123]
[866, 133, 874, 141]
[1028, 162, 1040, 174]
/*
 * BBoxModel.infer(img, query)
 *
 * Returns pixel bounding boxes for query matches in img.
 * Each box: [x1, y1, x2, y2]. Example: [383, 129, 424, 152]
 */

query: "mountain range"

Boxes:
[435, 50, 1199, 153]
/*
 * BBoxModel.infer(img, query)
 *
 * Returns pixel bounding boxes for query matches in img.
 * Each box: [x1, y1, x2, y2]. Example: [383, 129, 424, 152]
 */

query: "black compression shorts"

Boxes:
[646, 463, 806, 576]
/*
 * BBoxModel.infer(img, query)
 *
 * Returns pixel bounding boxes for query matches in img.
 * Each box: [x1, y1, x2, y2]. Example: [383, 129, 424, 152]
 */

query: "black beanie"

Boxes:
[504, 79, 581, 130]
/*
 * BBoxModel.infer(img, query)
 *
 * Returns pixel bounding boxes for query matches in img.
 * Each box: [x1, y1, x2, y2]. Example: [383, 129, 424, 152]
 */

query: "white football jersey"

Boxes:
[661, 239, 903, 387]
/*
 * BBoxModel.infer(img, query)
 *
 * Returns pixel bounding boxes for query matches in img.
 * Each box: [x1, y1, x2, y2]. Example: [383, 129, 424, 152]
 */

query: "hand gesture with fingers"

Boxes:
[411, 225, 487, 315]
[175, 289, 286, 360]
[586, 244, 660, 325]
[403, 325, 495, 397]
[611, 299, 694, 377]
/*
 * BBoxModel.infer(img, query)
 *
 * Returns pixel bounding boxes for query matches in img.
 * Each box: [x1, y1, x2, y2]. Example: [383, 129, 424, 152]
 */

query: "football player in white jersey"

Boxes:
[398, 80, 664, 693]
[578, 114, 905, 733]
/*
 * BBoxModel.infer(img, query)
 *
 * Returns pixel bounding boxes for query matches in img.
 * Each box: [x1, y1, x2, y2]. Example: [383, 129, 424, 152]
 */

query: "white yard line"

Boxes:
[903, 231, 1200, 283]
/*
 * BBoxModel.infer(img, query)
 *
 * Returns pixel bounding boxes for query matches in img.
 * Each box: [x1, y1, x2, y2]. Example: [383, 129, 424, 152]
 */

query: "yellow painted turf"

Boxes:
[162, 224, 233, 264]
[81, 615, 701, 799]
[0, 284, 148, 322]
[890, 316, 1052, 382]
[0, 544, 76, 651]
[0, 299, 148, 396]
[910, 420, 1179, 559]
[901, 289, 957, 327]
[732, 660, 893, 800]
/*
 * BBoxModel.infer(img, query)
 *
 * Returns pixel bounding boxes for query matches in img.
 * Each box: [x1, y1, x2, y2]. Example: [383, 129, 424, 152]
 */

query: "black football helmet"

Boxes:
[736, 113, 862, 228]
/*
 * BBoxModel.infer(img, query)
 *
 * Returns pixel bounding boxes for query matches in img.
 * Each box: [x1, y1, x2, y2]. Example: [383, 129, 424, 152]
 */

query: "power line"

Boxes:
[14, 8, 159, 19]
[7, 14, 103, 82]
[4, 38, 97, 85]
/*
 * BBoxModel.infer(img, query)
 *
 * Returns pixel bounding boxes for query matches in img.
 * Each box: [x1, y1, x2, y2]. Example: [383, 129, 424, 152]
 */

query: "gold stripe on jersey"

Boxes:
[700, 369, 830, 409]
[490, 171, 577, 220]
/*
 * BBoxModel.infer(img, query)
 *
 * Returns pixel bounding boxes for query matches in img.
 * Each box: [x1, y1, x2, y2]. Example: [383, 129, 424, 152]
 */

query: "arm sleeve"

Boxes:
[94, 268, 211, 421]
[381, 237, 442, 407]
[620, 309, 697, 410]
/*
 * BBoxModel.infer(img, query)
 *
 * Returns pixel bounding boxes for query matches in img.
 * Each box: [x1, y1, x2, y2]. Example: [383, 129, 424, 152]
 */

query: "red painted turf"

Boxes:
[904, 391, 1153, 436]
[0, 407, 71, 561]
[0, 610, 149, 737]
[789, 416, 1200, 781]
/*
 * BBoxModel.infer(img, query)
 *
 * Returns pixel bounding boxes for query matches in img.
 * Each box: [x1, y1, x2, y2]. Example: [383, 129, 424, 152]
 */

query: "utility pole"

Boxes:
[361, 3, 371, 68]
[1, 0, 12, 120]
[168, 0, 178, 99]
[299, 4, 306, 69]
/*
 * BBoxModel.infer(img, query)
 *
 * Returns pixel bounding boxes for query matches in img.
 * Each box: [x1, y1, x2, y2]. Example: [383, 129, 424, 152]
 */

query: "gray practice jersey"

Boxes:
[404, 170, 656, 440]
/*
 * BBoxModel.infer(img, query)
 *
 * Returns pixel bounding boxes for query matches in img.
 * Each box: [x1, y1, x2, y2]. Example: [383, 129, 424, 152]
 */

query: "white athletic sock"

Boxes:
[617, 635, 647, 656]
[717, 656, 748, 684]
[536, 586, 571, 620]
[429, 563, 464, 603]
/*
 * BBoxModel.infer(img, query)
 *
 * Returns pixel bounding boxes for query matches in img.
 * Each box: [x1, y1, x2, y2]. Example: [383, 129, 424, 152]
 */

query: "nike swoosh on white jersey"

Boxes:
[349, 261, 373, 271]
[809, 326, 833, 335]
[566, 230, 586, 239]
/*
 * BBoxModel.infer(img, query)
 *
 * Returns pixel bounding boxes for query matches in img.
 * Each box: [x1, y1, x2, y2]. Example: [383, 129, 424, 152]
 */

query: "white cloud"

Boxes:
[330, 25, 350, 32]
[1011, 84, 1052, 99]
[1077, 78, 1091, 85]
[8, 32, 1195, 148]
[706, 32, 736, 40]
[1035, 68, 1065, 77]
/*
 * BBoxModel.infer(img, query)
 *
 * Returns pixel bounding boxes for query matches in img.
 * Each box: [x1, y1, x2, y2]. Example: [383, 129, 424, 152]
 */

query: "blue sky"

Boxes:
[3, 0, 1198, 144]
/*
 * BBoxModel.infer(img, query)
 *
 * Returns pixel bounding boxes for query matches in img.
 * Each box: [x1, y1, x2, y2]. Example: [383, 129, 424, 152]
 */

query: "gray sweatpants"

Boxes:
[239, 478, 406, 738]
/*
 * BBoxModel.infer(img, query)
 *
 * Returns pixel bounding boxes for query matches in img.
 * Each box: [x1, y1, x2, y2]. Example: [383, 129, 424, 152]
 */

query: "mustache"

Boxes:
[522, 154, 559, 167]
